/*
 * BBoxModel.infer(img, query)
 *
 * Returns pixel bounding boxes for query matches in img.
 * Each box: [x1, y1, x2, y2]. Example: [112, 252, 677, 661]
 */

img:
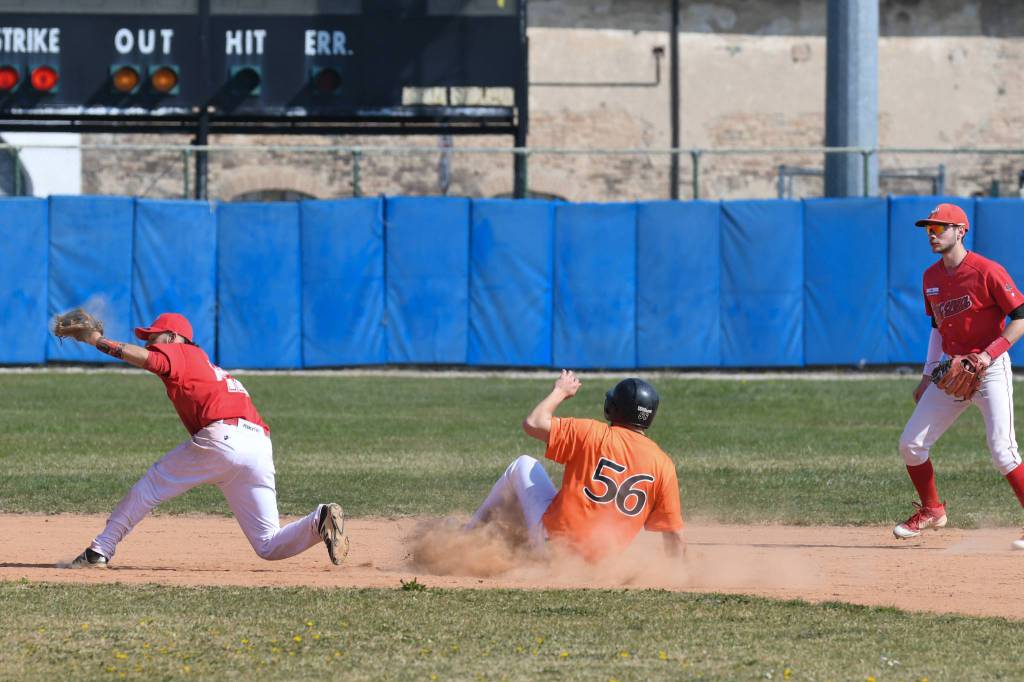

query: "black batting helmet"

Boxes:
[604, 378, 660, 430]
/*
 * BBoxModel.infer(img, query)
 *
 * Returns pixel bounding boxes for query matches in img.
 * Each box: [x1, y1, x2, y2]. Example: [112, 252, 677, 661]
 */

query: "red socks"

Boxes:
[906, 461, 942, 509]
[1006, 465, 1024, 507]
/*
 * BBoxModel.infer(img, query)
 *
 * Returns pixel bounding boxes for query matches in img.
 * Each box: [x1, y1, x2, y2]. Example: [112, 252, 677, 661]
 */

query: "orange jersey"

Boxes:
[541, 417, 683, 561]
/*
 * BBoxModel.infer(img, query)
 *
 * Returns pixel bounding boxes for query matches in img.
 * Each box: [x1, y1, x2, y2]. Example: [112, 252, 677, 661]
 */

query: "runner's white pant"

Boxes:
[91, 419, 323, 561]
[900, 354, 1021, 475]
[466, 455, 557, 547]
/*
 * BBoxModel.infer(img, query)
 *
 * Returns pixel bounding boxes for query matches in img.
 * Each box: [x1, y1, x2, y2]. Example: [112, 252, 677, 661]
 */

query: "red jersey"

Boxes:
[143, 343, 269, 436]
[923, 252, 1023, 356]
[542, 417, 683, 561]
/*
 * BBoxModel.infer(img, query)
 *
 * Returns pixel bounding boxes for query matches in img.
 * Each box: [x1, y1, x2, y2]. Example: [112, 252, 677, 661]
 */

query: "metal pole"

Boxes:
[825, 0, 878, 197]
[669, 0, 680, 199]
[513, 0, 529, 198]
[690, 150, 701, 199]
[194, 113, 209, 200]
[195, 0, 210, 201]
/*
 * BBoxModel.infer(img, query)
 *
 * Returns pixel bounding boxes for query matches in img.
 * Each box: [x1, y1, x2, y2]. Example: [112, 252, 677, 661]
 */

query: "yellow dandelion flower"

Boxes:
[183, 665, 191, 673]
[334, 651, 342, 658]
[560, 651, 570, 658]
[431, 676, 438, 681]
[306, 621, 314, 628]
[921, 678, 929, 682]
[241, 639, 249, 645]
[619, 651, 631, 658]
[36, 628, 45, 635]
[313, 634, 321, 640]
[114, 652, 128, 660]
[536, 637, 544, 645]
[293, 635, 302, 643]
[81, 624, 89, 630]
[142, 643, 150, 649]
[867, 677, 875, 682]
[784, 669, 792, 679]
[659, 651, 669, 661]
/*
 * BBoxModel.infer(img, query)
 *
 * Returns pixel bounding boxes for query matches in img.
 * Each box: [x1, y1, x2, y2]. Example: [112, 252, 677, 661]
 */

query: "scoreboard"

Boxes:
[0, 0, 526, 133]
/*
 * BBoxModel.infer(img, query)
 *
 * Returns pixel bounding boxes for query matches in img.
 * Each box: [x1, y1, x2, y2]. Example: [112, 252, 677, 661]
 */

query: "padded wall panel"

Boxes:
[804, 198, 888, 365]
[720, 200, 803, 366]
[47, 196, 134, 363]
[636, 200, 721, 367]
[133, 199, 217, 349]
[217, 202, 302, 368]
[553, 203, 637, 368]
[385, 197, 470, 364]
[0, 199, 48, 363]
[469, 199, 554, 366]
[301, 198, 386, 366]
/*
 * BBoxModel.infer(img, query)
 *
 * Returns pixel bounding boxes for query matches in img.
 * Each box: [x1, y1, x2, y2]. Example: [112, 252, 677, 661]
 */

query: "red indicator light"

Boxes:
[313, 67, 341, 93]
[0, 65, 19, 91]
[30, 65, 58, 91]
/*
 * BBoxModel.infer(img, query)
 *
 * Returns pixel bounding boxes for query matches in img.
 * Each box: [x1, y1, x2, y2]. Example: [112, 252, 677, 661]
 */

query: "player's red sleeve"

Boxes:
[545, 418, 593, 464]
[644, 462, 684, 532]
[922, 278, 933, 316]
[143, 344, 176, 379]
[987, 265, 1023, 315]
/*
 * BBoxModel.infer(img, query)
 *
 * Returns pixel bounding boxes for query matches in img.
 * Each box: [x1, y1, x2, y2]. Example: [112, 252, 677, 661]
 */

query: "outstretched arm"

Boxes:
[81, 330, 151, 369]
[522, 370, 582, 443]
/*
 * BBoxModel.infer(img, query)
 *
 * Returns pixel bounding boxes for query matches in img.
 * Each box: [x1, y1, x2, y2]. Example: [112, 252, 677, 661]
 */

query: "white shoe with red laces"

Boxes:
[893, 501, 947, 539]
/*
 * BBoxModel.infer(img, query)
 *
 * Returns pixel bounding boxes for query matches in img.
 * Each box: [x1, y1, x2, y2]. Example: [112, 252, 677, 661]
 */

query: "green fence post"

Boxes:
[861, 149, 871, 198]
[13, 147, 22, 196]
[182, 149, 190, 199]
[352, 150, 362, 197]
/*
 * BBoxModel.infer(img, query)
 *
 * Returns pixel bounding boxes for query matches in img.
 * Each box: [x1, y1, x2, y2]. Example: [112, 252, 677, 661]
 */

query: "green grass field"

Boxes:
[1, 372, 1019, 525]
[4, 582, 1022, 681]
[2, 371, 1023, 680]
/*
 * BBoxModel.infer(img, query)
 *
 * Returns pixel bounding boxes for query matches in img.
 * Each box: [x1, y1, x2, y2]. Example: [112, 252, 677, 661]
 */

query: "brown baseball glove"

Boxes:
[52, 308, 104, 343]
[931, 353, 985, 401]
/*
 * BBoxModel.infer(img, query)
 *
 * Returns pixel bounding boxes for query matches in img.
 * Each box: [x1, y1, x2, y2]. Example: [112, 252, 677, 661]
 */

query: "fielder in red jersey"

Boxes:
[894, 204, 1024, 550]
[64, 312, 349, 569]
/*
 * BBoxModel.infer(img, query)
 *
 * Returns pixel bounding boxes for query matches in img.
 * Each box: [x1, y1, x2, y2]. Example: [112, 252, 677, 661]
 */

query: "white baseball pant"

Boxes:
[466, 455, 557, 547]
[90, 419, 324, 561]
[899, 354, 1021, 475]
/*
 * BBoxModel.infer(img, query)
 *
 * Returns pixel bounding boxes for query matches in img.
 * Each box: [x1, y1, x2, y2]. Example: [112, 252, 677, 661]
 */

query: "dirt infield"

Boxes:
[2, 513, 1021, 620]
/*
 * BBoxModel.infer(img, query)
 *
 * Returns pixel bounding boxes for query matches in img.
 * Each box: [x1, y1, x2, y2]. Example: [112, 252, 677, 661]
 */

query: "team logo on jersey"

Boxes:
[926, 287, 940, 296]
[934, 295, 972, 322]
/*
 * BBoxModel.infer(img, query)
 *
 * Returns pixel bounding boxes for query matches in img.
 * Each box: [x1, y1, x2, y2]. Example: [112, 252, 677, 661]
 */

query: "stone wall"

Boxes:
[80, 1, 1024, 201]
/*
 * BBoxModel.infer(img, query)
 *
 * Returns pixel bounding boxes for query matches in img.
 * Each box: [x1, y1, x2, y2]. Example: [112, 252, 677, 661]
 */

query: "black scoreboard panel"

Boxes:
[0, 0, 524, 124]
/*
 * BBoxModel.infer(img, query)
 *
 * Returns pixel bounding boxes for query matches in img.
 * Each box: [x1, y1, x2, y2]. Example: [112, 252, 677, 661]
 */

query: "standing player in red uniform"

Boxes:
[64, 312, 349, 568]
[894, 204, 1024, 549]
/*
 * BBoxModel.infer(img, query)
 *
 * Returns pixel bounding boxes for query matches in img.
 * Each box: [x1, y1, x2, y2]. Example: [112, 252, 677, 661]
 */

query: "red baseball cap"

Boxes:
[915, 203, 969, 233]
[135, 313, 193, 342]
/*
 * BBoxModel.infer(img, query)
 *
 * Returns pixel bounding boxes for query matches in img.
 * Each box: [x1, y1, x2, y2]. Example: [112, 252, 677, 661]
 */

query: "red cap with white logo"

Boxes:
[915, 203, 969, 233]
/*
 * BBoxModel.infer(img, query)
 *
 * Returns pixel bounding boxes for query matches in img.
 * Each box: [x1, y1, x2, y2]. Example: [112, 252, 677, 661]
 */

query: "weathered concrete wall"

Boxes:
[80, 1, 1024, 201]
[530, 0, 1024, 37]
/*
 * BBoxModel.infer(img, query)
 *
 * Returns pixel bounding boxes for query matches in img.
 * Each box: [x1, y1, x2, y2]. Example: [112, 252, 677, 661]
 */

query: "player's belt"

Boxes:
[219, 417, 270, 437]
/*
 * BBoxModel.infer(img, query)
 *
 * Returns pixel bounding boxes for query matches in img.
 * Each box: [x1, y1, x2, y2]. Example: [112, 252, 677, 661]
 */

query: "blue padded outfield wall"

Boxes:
[3, 195, 1023, 369]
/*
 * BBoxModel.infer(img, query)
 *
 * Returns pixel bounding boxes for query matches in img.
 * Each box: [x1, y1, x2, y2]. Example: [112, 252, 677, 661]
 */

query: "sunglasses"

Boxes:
[924, 223, 963, 237]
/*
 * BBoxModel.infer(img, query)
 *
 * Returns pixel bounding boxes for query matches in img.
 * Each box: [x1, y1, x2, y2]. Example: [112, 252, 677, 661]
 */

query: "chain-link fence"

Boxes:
[6, 138, 1024, 202]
